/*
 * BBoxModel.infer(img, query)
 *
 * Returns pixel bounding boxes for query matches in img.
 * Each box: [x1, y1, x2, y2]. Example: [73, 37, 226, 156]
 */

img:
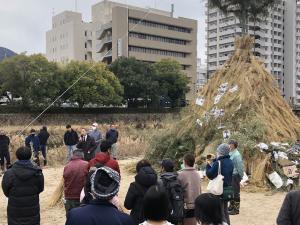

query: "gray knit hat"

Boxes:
[91, 166, 120, 200]
[217, 143, 230, 156]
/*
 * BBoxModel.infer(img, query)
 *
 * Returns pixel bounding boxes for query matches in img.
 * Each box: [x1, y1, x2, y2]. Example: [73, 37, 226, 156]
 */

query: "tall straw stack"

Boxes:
[148, 36, 300, 173]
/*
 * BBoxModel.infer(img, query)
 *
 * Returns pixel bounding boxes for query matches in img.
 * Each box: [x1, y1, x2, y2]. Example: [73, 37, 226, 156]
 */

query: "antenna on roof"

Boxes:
[75, 0, 78, 12]
[171, 3, 174, 17]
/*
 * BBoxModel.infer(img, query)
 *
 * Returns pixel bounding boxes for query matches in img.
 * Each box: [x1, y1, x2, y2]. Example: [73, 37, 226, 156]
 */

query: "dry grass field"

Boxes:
[0, 121, 287, 225]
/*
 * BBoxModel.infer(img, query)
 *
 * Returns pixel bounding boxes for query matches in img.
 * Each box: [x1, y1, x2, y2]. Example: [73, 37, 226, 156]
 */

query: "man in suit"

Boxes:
[76, 128, 96, 161]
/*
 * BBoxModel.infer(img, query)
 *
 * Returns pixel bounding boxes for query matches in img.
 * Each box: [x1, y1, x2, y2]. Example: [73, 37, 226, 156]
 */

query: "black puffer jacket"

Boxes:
[38, 128, 50, 145]
[277, 190, 300, 225]
[64, 129, 79, 146]
[1, 161, 44, 225]
[124, 166, 157, 225]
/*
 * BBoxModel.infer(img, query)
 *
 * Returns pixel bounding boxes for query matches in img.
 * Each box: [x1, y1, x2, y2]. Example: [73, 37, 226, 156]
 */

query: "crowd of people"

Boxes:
[0, 124, 300, 225]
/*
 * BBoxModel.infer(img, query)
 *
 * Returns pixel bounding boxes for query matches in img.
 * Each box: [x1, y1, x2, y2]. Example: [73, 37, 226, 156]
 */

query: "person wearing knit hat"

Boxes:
[206, 144, 233, 225]
[217, 143, 230, 157]
[66, 166, 134, 225]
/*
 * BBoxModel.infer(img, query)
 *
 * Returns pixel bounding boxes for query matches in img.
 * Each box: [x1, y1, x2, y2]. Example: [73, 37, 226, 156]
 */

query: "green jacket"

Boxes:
[229, 149, 244, 178]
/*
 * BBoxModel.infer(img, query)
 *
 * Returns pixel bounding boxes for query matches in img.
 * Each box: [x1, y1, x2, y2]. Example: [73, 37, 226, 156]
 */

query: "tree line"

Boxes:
[0, 55, 189, 108]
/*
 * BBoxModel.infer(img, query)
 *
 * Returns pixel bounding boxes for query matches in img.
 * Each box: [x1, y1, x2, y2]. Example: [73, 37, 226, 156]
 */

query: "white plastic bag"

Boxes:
[240, 172, 249, 186]
[196, 98, 205, 106]
[268, 171, 283, 189]
[229, 85, 238, 93]
[207, 161, 224, 195]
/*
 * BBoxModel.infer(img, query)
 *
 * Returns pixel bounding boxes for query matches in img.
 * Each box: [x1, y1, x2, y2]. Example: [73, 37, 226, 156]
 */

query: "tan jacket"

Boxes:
[178, 167, 201, 209]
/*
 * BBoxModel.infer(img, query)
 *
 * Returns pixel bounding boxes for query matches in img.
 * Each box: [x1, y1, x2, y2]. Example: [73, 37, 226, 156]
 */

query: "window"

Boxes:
[85, 42, 87, 48]
[85, 54, 87, 60]
[128, 18, 191, 33]
[85, 31, 87, 36]
[129, 32, 187, 45]
[128, 46, 187, 58]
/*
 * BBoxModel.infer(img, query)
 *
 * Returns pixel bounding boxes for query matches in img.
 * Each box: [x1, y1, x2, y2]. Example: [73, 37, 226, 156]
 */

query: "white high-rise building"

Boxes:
[284, 0, 300, 105]
[205, 0, 285, 94]
[196, 58, 207, 92]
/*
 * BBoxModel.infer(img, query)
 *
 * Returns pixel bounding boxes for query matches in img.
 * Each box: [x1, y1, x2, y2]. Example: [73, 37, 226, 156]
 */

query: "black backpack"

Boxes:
[162, 177, 185, 224]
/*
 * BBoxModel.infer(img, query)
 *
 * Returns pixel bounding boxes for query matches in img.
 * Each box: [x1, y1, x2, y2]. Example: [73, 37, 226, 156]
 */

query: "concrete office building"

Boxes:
[205, 0, 285, 94]
[46, 11, 92, 63]
[46, 0, 198, 100]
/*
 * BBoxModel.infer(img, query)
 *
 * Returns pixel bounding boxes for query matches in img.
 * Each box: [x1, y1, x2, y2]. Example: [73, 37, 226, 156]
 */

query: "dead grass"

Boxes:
[2, 121, 169, 166]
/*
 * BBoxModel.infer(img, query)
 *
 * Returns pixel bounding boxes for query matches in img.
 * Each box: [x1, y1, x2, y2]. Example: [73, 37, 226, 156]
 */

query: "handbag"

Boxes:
[207, 161, 224, 195]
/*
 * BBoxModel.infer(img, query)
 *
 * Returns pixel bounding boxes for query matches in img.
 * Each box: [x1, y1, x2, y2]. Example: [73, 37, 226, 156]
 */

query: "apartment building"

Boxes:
[284, 0, 300, 105]
[46, 0, 198, 100]
[196, 58, 207, 92]
[205, 0, 285, 94]
[46, 11, 92, 63]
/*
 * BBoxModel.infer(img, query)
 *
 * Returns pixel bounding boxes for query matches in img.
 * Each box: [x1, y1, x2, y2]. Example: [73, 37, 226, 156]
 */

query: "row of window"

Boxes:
[50, 32, 68, 42]
[128, 46, 187, 58]
[128, 18, 191, 33]
[129, 32, 187, 45]
[53, 19, 66, 28]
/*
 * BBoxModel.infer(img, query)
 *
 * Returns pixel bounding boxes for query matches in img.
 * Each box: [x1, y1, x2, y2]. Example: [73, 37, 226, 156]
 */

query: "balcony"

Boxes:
[95, 22, 112, 40]
[100, 49, 112, 60]
[96, 36, 112, 53]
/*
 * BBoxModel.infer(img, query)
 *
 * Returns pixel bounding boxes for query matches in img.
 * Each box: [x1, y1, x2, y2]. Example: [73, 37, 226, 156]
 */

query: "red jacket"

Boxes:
[63, 156, 89, 200]
[89, 152, 120, 175]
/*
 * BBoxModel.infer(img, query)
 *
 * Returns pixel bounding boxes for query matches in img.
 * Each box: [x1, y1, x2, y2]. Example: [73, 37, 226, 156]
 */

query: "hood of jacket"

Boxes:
[93, 152, 110, 165]
[135, 166, 157, 187]
[13, 161, 42, 181]
[160, 172, 178, 181]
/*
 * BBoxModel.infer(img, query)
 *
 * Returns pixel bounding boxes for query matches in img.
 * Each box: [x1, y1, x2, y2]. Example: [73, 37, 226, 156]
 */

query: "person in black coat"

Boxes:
[106, 124, 119, 159]
[2, 146, 44, 225]
[76, 128, 96, 161]
[64, 125, 79, 161]
[277, 190, 300, 225]
[38, 126, 50, 166]
[124, 160, 158, 225]
[0, 130, 10, 173]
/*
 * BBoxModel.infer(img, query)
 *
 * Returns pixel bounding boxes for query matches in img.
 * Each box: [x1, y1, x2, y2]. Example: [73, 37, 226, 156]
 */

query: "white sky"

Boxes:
[0, 0, 206, 62]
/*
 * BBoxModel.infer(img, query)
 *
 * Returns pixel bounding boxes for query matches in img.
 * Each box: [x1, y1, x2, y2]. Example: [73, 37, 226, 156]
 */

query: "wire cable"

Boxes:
[18, 4, 154, 136]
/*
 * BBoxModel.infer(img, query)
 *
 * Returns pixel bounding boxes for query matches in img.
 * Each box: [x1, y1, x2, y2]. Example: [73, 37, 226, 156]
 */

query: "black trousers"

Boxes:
[0, 150, 11, 167]
[64, 199, 80, 217]
[232, 174, 241, 201]
[221, 201, 230, 225]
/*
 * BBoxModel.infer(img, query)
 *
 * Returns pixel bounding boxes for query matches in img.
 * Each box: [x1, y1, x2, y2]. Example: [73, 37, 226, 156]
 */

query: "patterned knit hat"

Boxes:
[91, 166, 120, 200]
[217, 143, 230, 156]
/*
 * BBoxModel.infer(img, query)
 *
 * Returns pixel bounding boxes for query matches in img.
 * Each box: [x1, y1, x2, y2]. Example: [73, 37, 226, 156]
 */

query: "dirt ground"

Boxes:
[0, 158, 285, 225]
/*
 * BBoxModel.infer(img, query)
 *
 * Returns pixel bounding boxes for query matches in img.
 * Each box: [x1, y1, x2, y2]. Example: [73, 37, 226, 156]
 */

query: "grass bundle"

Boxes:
[48, 177, 64, 207]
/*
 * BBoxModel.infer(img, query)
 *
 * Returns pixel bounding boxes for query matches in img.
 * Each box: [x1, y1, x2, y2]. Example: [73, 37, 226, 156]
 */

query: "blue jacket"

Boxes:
[206, 155, 233, 187]
[25, 134, 40, 152]
[66, 200, 134, 225]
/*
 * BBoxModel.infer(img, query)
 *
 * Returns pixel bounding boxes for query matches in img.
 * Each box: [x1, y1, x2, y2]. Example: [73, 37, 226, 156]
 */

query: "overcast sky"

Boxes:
[0, 0, 206, 62]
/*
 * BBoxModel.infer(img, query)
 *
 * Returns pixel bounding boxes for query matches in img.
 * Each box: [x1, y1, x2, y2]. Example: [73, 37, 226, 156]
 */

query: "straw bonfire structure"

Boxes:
[148, 36, 300, 184]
